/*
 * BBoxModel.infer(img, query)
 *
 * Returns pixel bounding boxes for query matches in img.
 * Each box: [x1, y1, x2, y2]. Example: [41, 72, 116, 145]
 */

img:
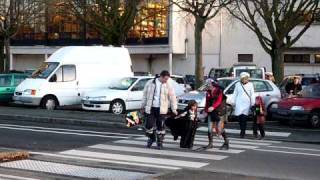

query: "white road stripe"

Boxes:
[0, 123, 144, 137]
[0, 174, 40, 180]
[135, 137, 262, 147]
[60, 150, 209, 168]
[31, 152, 180, 170]
[254, 149, 320, 157]
[194, 134, 282, 144]
[198, 127, 291, 137]
[267, 145, 320, 152]
[193, 137, 271, 146]
[0, 126, 128, 139]
[89, 144, 227, 160]
[114, 140, 245, 154]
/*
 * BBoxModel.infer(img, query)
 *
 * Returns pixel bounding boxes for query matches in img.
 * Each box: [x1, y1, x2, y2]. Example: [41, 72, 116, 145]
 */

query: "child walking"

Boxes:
[253, 96, 266, 140]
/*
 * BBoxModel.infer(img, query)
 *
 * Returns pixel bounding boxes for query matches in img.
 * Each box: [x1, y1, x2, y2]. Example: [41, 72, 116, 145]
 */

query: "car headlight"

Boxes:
[271, 103, 278, 109]
[23, 89, 36, 96]
[291, 106, 304, 111]
[93, 96, 107, 101]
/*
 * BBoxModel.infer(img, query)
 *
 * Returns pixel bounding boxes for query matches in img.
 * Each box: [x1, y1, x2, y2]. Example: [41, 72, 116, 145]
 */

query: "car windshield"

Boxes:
[301, 84, 320, 98]
[32, 62, 59, 79]
[236, 69, 263, 79]
[109, 77, 138, 90]
[0, 75, 11, 87]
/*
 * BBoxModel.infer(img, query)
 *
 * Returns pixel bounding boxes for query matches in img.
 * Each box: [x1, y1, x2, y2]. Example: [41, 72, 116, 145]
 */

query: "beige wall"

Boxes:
[12, 54, 45, 71]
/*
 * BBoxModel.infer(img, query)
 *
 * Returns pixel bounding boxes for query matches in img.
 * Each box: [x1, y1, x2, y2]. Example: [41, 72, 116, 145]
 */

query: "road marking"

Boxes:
[135, 137, 258, 149]
[0, 123, 144, 137]
[89, 144, 227, 160]
[254, 149, 320, 157]
[194, 134, 282, 144]
[114, 140, 245, 154]
[60, 150, 209, 168]
[192, 137, 271, 146]
[0, 126, 128, 139]
[30, 152, 180, 170]
[0, 174, 40, 180]
[198, 127, 291, 137]
[0, 160, 149, 180]
[267, 145, 320, 152]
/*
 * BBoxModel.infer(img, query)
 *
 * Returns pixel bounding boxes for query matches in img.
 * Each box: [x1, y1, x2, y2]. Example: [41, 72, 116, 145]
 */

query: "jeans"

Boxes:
[238, 114, 248, 137]
[145, 107, 166, 135]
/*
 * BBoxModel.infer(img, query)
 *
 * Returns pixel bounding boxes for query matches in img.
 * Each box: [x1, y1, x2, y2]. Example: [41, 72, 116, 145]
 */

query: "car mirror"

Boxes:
[49, 74, 57, 82]
[131, 87, 140, 91]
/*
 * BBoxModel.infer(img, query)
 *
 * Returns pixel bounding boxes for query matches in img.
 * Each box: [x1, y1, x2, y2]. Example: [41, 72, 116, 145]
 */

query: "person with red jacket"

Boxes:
[204, 79, 229, 150]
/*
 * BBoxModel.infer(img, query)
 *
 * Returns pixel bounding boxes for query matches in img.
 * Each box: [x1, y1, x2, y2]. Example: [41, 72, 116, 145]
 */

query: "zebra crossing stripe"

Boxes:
[192, 137, 271, 146]
[60, 150, 209, 168]
[193, 134, 282, 144]
[134, 137, 258, 149]
[114, 140, 245, 154]
[0, 174, 40, 180]
[197, 127, 291, 137]
[89, 144, 227, 160]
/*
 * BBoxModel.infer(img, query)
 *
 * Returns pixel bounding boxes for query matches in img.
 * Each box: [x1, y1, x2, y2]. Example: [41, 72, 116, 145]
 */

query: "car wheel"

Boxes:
[41, 96, 58, 110]
[110, 100, 126, 115]
[309, 113, 320, 128]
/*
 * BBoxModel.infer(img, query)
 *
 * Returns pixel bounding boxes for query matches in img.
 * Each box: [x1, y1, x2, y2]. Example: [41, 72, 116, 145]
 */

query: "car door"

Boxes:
[48, 65, 79, 106]
[127, 78, 151, 110]
[0, 74, 14, 101]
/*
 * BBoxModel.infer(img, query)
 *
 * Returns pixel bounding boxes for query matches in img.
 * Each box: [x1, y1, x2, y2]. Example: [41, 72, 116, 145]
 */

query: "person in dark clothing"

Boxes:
[205, 79, 229, 150]
[285, 77, 302, 96]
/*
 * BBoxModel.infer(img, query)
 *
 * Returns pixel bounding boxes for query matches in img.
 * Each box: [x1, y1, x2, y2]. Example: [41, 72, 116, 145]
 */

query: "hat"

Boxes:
[205, 78, 219, 87]
[240, 72, 250, 79]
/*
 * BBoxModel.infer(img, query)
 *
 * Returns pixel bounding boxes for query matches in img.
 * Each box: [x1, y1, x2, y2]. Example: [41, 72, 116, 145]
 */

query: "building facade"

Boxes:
[9, 1, 320, 76]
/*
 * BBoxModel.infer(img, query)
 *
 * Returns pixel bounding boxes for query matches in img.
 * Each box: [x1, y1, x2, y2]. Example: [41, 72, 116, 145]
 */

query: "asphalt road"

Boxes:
[0, 119, 319, 180]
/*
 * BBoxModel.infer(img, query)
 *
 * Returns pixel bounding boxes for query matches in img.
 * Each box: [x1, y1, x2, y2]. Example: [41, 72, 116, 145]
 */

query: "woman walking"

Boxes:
[232, 72, 255, 138]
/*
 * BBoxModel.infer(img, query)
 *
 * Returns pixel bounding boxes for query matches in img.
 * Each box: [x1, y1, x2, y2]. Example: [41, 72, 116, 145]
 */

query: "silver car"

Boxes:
[177, 77, 281, 117]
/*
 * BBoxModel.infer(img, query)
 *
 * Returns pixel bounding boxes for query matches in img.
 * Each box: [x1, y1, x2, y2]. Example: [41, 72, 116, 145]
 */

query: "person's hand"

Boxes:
[140, 108, 145, 114]
[208, 107, 214, 112]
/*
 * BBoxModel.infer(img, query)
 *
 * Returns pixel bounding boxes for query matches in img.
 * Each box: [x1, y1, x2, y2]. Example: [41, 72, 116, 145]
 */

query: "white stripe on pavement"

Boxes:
[135, 137, 262, 149]
[114, 140, 245, 154]
[0, 126, 128, 139]
[0, 123, 144, 137]
[267, 145, 320, 152]
[60, 150, 209, 168]
[194, 134, 282, 144]
[89, 144, 227, 160]
[31, 152, 180, 170]
[0, 174, 40, 180]
[197, 127, 291, 137]
[253, 149, 320, 157]
[192, 137, 271, 146]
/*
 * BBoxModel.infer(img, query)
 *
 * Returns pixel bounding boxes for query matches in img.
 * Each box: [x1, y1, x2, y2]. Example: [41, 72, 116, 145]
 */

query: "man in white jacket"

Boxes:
[232, 72, 255, 138]
[141, 70, 178, 149]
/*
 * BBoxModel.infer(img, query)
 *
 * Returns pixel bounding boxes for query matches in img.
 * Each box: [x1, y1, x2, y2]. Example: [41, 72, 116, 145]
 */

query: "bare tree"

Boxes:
[227, 0, 320, 83]
[171, 0, 231, 87]
[67, 0, 144, 46]
[0, 0, 44, 73]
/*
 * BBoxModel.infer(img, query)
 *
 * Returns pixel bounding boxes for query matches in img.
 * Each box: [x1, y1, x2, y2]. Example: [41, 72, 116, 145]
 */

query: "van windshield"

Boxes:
[32, 62, 59, 79]
[236, 69, 263, 79]
[109, 77, 138, 90]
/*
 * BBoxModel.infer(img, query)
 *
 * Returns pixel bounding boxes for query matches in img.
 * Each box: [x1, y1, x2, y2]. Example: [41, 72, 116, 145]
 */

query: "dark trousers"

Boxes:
[253, 118, 265, 138]
[145, 107, 166, 136]
[238, 114, 248, 137]
[180, 120, 198, 148]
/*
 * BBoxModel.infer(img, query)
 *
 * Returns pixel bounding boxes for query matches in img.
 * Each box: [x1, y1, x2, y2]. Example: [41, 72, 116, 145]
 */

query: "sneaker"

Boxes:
[259, 136, 265, 140]
[157, 143, 163, 150]
[219, 143, 229, 150]
[146, 139, 154, 148]
[206, 143, 214, 149]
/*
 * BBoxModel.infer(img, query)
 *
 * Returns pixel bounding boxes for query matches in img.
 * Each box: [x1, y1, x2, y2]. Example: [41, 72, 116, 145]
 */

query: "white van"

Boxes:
[13, 46, 133, 110]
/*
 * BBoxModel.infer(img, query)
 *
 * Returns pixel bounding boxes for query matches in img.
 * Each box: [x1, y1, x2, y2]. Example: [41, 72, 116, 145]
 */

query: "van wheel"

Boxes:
[41, 96, 58, 110]
[309, 112, 320, 128]
[110, 100, 126, 115]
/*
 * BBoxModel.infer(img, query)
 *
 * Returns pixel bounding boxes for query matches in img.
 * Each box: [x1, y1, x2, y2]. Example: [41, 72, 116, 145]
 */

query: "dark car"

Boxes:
[271, 83, 320, 128]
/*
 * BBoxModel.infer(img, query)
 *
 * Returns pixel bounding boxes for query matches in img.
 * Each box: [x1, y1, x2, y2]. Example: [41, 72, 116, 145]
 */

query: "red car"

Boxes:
[271, 83, 320, 128]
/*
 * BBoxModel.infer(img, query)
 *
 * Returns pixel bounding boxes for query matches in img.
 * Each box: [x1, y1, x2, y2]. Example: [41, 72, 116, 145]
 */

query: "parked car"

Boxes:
[279, 74, 320, 98]
[178, 77, 281, 120]
[271, 83, 320, 128]
[13, 46, 133, 110]
[0, 73, 28, 103]
[171, 75, 192, 91]
[185, 75, 196, 90]
[82, 76, 186, 114]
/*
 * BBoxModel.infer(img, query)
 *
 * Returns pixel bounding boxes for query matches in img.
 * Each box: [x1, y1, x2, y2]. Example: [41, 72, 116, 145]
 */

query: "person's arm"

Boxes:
[212, 89, 223, 109]
[141, 81, 150, 110]
[168, 85, 178, 114]
[250, 83, 256, 107]
[231, 83, 239, 106]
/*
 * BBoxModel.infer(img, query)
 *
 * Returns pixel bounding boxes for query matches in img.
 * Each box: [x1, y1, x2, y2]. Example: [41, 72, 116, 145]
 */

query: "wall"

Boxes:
[12, 54, 44, 71]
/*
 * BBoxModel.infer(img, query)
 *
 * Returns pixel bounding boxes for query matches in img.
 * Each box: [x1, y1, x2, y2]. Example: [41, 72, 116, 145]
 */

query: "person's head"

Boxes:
[293, 77, 300, 85]
[240, 72, 250, 84]
[187, 100, 198, 111]
[205, 78, 219, 91]
[159, 70, 170, 84]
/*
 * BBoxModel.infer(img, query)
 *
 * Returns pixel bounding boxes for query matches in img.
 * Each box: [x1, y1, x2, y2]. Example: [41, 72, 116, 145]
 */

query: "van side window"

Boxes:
[55, 67, 63, 82]
[63, 65, 76, 82]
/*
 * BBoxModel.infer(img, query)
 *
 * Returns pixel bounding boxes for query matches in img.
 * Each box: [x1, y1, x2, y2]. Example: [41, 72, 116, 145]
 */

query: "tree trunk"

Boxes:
[0, 38, 4, 73]
[194, 18, 205, 88]
[271, 48, 284, 85]
[4, 38, 10, 73]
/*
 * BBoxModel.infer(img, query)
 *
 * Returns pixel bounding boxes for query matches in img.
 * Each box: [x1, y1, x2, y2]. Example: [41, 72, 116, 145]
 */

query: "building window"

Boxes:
[315, 54, 320, 64]
[284, 54, 310, 63]
[238, 54, 253, 62]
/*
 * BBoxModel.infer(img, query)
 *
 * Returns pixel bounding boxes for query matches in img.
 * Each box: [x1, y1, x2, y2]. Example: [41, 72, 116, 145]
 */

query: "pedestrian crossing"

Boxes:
[0, 134, 283, 180]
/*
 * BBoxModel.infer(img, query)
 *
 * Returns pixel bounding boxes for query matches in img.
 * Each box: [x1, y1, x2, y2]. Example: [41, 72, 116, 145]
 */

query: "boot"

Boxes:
[157, 134, 164, 150]
[220, 132, 229, 150]
[207, 133, 214, 149]
[146, 132, 156, 148]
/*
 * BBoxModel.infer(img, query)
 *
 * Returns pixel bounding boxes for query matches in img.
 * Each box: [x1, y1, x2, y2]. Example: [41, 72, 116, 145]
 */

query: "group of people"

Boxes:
[141, 70, 266, 150]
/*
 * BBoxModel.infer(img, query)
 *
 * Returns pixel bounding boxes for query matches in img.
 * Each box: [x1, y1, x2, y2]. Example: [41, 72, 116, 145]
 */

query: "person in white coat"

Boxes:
[232, 72, 255, 138]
